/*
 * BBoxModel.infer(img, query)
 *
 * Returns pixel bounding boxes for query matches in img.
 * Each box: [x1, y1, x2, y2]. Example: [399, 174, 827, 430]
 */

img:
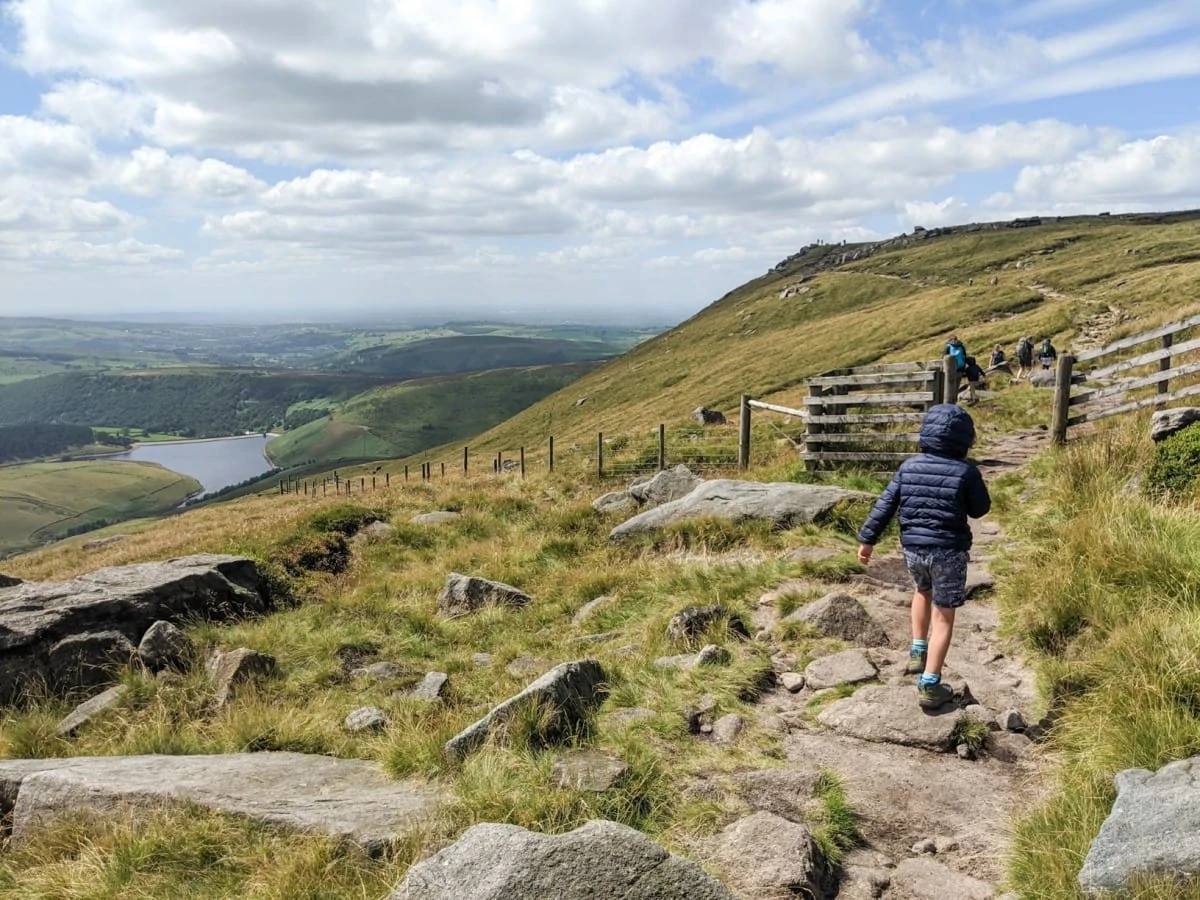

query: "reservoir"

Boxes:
[107, 434, 275, 497]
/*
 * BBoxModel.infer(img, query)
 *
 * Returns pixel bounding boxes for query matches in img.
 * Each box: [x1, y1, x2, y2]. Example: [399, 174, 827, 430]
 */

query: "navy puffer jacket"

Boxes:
[857, 404, 991, 551]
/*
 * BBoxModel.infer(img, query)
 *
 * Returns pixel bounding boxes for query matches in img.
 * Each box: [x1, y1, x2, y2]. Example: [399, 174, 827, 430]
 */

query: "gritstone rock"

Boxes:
[345, 707, 387, 733]
[410, 512, 461, 526]
[207, 648, 277, 708]
[804, 649, 878, 691]
[628, 465, 703, 507]
[137, 621, 194, 673]
[0, 574, 21, 588]
[592, 491, 636, 514]
[437, 573, 531, 619]
[551, 751, 629, 792]
[1151, 409, 1200, 443]
[817, 684, 967, 752]
[712, 714, 744, 745]
[402, 672, 448, 702]
[691, 407, 727, 426]
[666, 605, 750, 647]
[390, 820, 734, 899]
[572, 596, 611, 626]
[48, 631, 136, 692]
[890, 858, 995, 899]
[55, 685, 127, 738]
[708, 812, 831, 898]
[784, 592, 891, 647]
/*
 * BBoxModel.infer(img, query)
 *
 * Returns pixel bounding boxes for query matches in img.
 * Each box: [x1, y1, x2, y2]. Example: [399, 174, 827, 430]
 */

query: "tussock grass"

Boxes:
[1000, 421, 1200, 898]
[810, 768, 862, 868]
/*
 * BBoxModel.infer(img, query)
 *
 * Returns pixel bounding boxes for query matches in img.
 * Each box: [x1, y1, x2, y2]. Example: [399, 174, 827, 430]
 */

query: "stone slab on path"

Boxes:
[804, 649, 877, 691]
[1078, 756, 1200, 896]
[0, 752, 440, 855]
[889, 858, 996, 899]
[0, 555, 275, 704]
[817, 684, 967, 752]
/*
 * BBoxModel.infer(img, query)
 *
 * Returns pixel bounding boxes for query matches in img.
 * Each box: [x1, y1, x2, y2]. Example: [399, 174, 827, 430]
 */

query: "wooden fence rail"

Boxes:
[1053, 309, 1200, 443]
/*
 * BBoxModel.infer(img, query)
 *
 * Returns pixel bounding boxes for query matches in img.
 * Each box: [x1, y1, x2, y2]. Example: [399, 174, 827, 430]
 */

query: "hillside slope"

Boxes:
[438, 213, 1200, 457]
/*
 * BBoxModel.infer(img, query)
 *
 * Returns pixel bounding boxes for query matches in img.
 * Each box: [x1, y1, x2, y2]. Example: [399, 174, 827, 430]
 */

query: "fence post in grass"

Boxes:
[1051, 354, 1075, 445]
[738, 396, 751, 471]
[404, 465, 408, 482]
[279, 480, 284, 495]
[360, 477, 364, 492]
[942, 354, 960, 405]
[549, 436, 555, 472]
[658, 424, 666, 471]
[371, 476, 376, 490]
[385, 472, 389, 487]
[1160, 332, 1174, 395]
[441, 462, 445, 478]
[597, 432, 604, 479]
[520, 446, 526, 478]
[464, 445, 469, 474]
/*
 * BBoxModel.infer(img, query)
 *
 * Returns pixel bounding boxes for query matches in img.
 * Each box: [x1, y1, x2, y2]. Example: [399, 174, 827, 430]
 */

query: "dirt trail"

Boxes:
[749, 428, 1051, 899]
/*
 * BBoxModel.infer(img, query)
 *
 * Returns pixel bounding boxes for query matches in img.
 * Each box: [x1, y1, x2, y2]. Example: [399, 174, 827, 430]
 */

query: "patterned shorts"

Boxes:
[903, 548, 970, 609]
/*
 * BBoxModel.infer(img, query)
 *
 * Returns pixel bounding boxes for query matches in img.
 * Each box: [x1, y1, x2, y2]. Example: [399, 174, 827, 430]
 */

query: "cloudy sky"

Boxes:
[0, 0, 1198, 323]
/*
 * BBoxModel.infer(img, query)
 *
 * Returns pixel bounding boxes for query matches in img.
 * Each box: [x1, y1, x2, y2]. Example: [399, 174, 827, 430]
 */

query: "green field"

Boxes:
[0, 461, 200, 556]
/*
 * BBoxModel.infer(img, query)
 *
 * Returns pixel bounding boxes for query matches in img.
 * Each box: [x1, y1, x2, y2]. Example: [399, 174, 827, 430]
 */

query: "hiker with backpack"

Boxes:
[1038, 337, 1058, 370]
[990, 344, 1006, 368]
[857, 404, 991, 710]
[944, 335, 978, 405]
[1015, 337, 1034, 380]
[945, 335, 967, 373]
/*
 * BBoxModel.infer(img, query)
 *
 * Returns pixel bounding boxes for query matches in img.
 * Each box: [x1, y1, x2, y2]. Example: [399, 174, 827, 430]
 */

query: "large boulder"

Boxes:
[628, 465, 703, 507]
[592, 492, 636, 515]
[390, 820, 734, 899]
[1151, 408, 1200, 443]
[708, 812, 831, 898]
[784, 592, 891, 647]
[610, 481, 871, 541]
[0, 752, 440, 856]
[666, 605, 750, 647]
[0, 555, 275, 705]
[1078, 757, 1200, 895]
[692, 407, 727, 426]
[817, 684, 968, 752]
[437, 573, 532, 619]
[0, 574, 21, 588]
[444, 660, 608, 761]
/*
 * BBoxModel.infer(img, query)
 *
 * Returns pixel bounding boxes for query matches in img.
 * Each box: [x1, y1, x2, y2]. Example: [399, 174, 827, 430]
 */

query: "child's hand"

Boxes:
[857, 544, 873, 566]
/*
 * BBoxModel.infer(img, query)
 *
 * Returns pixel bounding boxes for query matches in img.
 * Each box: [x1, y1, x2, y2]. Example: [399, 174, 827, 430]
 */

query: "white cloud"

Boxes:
[1014, 134, 1200, 203]
[39, 80, 152, 137]
[107, 147, 265, 199]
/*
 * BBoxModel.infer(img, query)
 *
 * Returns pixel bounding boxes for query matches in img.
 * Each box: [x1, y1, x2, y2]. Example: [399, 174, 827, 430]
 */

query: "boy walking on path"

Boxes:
[855, 405, 991, 709]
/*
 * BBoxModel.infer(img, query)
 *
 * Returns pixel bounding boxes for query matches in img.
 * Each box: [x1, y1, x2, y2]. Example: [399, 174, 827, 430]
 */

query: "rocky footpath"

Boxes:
[0, 555, 277, 704]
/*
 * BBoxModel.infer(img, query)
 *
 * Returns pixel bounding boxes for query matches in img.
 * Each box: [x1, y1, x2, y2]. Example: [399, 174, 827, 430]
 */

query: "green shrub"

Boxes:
[275, 532, 351, 576]
[1146, 422, 1200, 495]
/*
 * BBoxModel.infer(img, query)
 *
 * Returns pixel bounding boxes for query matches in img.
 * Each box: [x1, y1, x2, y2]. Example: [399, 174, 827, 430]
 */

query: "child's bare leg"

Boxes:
[911, 589, 932, 642]
[925, 606, 956, 675]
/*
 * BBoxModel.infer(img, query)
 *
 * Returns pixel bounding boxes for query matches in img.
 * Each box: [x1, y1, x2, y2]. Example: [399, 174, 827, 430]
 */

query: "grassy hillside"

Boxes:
[333, 335, 620, 378]
[433, 215, 1200, 459]
[0, 461, 200, 557]
[266, 363, 596, 469]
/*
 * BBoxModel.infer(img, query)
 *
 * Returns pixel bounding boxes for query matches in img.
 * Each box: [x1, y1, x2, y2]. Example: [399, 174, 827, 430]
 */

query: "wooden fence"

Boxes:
[740, 358, 956, 472]
[1053, 311, 1200, 443]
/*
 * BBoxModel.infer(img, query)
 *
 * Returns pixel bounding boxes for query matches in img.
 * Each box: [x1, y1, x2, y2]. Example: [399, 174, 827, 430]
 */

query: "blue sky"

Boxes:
[0, 0, 1197, 323]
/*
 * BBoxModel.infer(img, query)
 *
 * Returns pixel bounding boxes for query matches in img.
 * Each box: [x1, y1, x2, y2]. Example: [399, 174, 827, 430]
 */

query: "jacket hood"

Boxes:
[919, 404, 975, 458]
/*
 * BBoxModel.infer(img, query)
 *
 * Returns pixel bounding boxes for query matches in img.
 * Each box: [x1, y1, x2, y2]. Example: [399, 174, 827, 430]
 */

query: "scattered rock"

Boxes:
[0, 752, 440, 856]
[345, 707, 387, 733]
[592, 492, 636, 514]
[889, 858, 995, 899]
[691, 407, 727, 426]
[136, 621, 193, 673]
[666, 604, 750, 647]
[655, 644, 730, 670]
[839, 865, 893, 900]
[505, 657, 553, 677]
[956, 743, 973, 759]
[352, 661, 408, 681]
[733, 769, 821, 823]
[786, 546, 843, 565]
[610, 481, 873, 541]
[472, 653, 493, 667]
[402, 672, 448, 703]
[934, 836, 960, 854]
[1151, 408, 1200, 443]
[443, 660, 608, 761]
[781, 672, 806, 693]
[1001, 709, 1027, 732]
[0, 555, 276, 704]
[551, 751, 629, 792]
[82, 535, 127, 550]
[48, 631, 136, 692]
[207, 648, 277, 708]
[712, 714, 744, 745]
[784, 592, 891, 647]
[1029, 369, 1056, 388]
[572, 596, 611, 626]
[0, 574, 22, 588]
[574, 631, 621, 645]
[390, 820, 734, 899]
[437, 573, 532, 619]
[709, 812, 830, 897]
[1079, 757, 1200, 895]
[817, 684, 966, 751]
[761, 715, 789, 733]
[55, 685, 128, 738]
[410, 512, 460, 526]
[574, 397, 588, 407]
[353, 521, 396, 542]
[962, 705, 999, 731]
[986, 732, 1033, 764]
[804, 649, 877, 691]
[608, 707, 656, 725]
[628, 465, 703, 507]
[912, 838, 937, 855]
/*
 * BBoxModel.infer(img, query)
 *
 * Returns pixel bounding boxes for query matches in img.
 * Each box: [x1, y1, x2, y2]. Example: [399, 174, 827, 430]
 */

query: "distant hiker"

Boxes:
[1015, 336, 1034, 380]
[962, 355, 982, 405]
[945, 335, 967, 373]
[1038, 338, 1058, 370]
[990, 344, 1005, 368]
[857, 405, 991, 710]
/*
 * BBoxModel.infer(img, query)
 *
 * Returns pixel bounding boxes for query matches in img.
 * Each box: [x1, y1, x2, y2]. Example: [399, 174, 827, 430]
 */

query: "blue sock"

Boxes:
[919, 672, 941, 687]
[910, 639, 928, 656]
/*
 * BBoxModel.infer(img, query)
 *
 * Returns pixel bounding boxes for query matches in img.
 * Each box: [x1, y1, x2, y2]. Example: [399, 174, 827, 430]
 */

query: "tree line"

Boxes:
[0, 423, 112, 463]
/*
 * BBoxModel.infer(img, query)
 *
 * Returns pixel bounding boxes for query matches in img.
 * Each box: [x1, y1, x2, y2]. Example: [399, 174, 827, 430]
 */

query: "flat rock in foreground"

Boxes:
[817, 684, 967, 752]
[391, 819, 734, 899]
[0, 752, 439, 855]
[610, 481, 871, 540]
[0, 555, 275, 705]
[1079, 757, 1200, 895]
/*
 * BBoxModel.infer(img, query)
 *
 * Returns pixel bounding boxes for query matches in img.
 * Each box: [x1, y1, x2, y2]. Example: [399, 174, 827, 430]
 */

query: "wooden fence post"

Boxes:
[404, 465, 408, 482]
[930, 366, 944, 411]
[385, 472, 389, 487]
[1160, 333, 1174, 394]
[738, 396, 751, 470]
[549, 436, 554, 472]
[658, 424, 667, 471]
[1051, 354, 1075, 445]
[441, 462, 445, 478]
[360, 478, 364, 492]
[597, 432, 604, 479]
[464, 446, 469, 474]
[942, 355, 959, 405]
[520, 447, 525, 478]
[805, 385, 825, 472]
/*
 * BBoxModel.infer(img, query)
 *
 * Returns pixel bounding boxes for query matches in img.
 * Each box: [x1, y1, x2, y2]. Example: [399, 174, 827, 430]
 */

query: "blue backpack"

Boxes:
[947, 342, 967, 370]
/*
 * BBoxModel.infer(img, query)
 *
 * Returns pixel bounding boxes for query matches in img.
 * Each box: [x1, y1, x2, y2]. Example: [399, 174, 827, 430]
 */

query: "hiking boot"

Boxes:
[904, 648, 927, 676]
[917, 680, 955, 710]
